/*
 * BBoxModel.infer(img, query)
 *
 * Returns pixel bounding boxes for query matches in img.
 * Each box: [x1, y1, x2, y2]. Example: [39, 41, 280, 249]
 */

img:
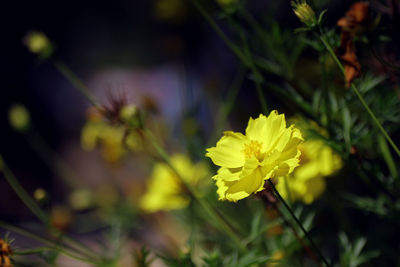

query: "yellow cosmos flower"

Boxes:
[206, 111, 303, 202]
[276, 134, 342, 204]
[140, 154, 209, 213]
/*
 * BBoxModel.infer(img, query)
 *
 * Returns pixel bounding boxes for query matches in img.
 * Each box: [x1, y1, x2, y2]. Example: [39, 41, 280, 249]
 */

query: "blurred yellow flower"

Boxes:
[140, 154, 209, 212]
[23, 31, 53, 59]
[276, 128, 342, 204]
[206, 111, 303, 202]
[8, 104, 30, 132]
[81, 108, 140, 163]
[69, 188, 93, 211]
[267, 250, 285, 267]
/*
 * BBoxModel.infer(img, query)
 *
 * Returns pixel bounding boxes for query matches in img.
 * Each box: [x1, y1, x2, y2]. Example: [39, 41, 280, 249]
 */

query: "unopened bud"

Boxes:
[8, 104, 31, 132]
[120, 105, 141, 128]
[33, 188, 47, 202]
[23, 31, 53, 59]
[69, 188, 93, 211]
[291, 1, 316, 27]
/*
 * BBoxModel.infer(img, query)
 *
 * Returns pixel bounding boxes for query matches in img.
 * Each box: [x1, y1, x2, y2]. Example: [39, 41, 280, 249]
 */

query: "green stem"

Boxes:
[319, 35, 400, 158]
[13, 247, 55, 255]
[283, 175, 293, 205]
[0, 156, 99, 261]
[144, 129, 245, 251]
[350, 84, 400, 157]
[0, 156, 48, 224]
[53, 60, 101, 108]
[27, 132, 78, 188]
[268, 179, 331, 267]
[231, 17, 268, 114]
[190, 0, 248, 65]
[378, 134, 398, 178]
[207, 66, 246, 147]
[191, 0, 270, 114]
[0, 221, 99, 265]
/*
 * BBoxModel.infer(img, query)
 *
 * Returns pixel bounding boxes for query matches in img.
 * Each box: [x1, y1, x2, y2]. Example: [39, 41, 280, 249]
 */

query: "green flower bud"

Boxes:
[119, 105, 141, 128]
[291, 1, 316, 27]
[8, 104, 31, 132]
[23, 31, 53, 59]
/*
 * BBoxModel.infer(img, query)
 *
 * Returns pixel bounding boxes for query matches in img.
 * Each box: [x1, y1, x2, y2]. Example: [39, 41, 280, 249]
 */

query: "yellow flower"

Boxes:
[140, 154, 209, 212]
[276, 135, 342, 204]
[206, 111, 303, 202]
[291, 0, 316, 27]
[81, 108, 140, 163]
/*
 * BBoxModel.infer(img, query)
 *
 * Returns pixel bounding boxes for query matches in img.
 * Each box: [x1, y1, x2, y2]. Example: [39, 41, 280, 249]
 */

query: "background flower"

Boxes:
[276, 120, 343, 204]
[140, 154, 209, 212]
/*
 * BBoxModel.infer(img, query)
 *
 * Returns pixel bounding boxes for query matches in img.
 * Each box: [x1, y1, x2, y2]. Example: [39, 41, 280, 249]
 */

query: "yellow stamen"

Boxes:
[243, 140, 262, 159]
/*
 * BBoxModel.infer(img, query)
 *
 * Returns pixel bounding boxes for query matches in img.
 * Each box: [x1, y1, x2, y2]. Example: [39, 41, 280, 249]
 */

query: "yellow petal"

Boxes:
[225, 167, 264, 202]
[213, 167, 241, 182]
[245, 114, 268, 141]
[206, 131, 246, 168]
[262, 111, 287, 152]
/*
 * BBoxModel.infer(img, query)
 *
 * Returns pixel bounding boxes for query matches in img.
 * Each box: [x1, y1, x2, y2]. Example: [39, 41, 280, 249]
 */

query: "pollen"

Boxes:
[243, 140, 263, 159]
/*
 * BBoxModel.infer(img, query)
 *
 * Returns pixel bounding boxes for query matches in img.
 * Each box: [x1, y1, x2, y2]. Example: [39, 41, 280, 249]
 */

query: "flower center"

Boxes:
[243, 140, 263, 159]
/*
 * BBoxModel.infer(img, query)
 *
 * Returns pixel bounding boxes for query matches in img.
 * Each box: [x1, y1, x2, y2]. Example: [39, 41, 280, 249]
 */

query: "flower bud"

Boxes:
[23, 31, 53, 59]
[291, 1, 316, 27]
[69, 188, 93, 211]
[33, 188, 47, 202]
[8, 104, 31, 132]
[119, 105, 141, 128]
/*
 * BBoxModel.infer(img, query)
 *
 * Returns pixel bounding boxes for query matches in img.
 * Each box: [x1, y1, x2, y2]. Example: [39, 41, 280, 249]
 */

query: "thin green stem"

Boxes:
[190, 0, 249, 65]
[0, 221, 99, 265]
[13, 247, 55, 255]
[231, 17, 268, 114]
[0, 156, 99, 261]
[0, 156, 48, 224]
[268, 179, 331, 267]
[207, 66, 246, 147]
[283, 175, 293, 205]
[319, 35, 400, 158]
[350, 84, 400, 157]
[378, 134, 398, 178]
[144, 129, 245, 251]
[191, 0, 269, 114]
[27, 132, 78, 188]
[53, 60, 101, 108]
